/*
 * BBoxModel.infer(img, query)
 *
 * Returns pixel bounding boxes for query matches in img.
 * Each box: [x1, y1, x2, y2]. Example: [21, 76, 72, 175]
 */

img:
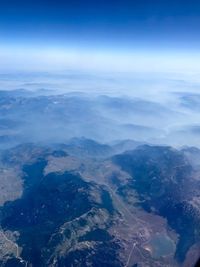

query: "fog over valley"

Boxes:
[0, 71, 200, 149]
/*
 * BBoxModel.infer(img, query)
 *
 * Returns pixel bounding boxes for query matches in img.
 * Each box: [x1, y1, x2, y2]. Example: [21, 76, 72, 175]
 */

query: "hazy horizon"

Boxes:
[1, 0, 200, 73]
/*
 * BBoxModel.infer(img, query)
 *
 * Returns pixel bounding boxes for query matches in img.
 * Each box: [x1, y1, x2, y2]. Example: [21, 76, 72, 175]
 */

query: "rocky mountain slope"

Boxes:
[0, 140, 200, 266]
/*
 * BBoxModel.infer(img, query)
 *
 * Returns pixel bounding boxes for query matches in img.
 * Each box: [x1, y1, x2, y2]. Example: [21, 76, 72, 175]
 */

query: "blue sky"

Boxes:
[0, 0, 200, 71]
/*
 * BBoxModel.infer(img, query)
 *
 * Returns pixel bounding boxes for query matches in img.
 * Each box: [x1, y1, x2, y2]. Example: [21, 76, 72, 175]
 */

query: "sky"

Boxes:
[0, 0, 200, 72]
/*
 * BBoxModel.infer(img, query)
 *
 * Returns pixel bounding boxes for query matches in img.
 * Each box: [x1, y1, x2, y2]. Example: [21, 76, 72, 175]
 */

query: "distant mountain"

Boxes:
[0, 91, 182, 148]
[0, 89, 54, 98]
[62, 137, 113, 158]
[0, 89, 32, 98]
[178, 92, 200, 112]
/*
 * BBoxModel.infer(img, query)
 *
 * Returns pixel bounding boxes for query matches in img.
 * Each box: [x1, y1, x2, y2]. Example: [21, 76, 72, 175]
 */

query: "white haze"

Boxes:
[0, 69, 200, 148]
[1, 44, 200, 74]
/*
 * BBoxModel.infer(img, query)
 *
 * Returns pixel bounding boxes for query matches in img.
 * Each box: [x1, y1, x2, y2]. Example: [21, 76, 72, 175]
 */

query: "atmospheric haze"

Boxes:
[0, 70, 200, 148]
